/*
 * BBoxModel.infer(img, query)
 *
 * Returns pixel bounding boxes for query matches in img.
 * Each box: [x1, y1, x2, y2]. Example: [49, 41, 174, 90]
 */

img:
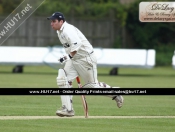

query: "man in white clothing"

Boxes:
[47, 12, 124, 117]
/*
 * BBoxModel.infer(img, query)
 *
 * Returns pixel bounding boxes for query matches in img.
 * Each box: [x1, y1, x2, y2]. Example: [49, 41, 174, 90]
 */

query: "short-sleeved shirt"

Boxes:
[57, 21, 94, 60]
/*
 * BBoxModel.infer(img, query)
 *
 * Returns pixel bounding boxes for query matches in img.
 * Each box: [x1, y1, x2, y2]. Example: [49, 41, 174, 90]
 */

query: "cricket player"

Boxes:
[47, 12, 124, 117]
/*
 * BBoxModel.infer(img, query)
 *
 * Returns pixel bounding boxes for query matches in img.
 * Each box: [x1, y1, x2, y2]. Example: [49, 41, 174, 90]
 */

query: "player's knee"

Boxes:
[82, 82, 112, 88]
[56, 69, 72, 88]
[56, 76, 67, 86]
[82, 83, 100, 88]
[98, 82, 111, 88]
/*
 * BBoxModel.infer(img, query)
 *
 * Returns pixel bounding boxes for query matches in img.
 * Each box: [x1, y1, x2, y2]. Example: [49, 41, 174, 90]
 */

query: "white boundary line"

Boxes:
[0, 116, 175, 120]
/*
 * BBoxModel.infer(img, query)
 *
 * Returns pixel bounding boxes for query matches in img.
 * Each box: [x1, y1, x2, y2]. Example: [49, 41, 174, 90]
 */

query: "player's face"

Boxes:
[50, 19, 63, 30]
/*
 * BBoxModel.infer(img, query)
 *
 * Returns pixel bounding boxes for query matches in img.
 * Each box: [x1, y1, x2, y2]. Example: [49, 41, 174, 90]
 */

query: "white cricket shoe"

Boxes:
[112, 95, 124, 108]
[56, 105, 75, 117]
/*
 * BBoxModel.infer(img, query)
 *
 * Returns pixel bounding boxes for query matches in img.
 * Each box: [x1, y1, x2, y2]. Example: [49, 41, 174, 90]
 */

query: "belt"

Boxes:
[89, 51, 94, 54]
[72, 51, 94, 60]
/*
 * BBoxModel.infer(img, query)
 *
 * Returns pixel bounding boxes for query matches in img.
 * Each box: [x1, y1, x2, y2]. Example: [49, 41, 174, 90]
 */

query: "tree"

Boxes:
[0, 0, 22, 15]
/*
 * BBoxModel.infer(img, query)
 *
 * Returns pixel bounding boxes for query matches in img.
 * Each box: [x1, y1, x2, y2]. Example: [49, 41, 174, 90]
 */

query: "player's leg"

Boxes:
[56, 60, 78, 116]
[73, 54, 124, 108]
[72, 53, 124, 108]
[82, 82, 124, 108]
[72, 53, 98, 84]
[98, 82, 123, 108]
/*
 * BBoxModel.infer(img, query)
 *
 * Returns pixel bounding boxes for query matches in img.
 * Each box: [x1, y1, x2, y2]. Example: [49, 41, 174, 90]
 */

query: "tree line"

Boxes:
[0, 0, 174, 65]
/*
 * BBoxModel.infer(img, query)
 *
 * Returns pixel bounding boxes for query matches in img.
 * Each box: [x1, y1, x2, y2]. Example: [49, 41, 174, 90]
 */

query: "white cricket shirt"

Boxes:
[57, 21, 94, 59]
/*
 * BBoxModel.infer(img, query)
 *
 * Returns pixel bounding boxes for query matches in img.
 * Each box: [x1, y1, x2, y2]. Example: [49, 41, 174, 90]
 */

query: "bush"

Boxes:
[126, 0, 175, 66]
[156, 44, 175, 66]
[0, 0, 22, 15]
[35, 0, 127, 26]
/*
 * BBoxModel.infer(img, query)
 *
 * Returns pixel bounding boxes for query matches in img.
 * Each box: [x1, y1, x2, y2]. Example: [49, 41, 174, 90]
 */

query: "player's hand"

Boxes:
[58, 54, 72, 64]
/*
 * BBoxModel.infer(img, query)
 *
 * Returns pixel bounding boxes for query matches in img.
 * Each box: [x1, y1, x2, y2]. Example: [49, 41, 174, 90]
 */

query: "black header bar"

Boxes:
[0, 88, 174, 95]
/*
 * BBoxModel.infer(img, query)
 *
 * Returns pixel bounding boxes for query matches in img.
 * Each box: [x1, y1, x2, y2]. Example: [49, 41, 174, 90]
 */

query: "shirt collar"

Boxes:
[60, 21, 67, 31]
[57, 21, 67, 34]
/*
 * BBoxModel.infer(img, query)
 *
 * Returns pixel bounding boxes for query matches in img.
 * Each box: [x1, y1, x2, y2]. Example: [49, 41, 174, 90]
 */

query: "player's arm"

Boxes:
[59, 42, 78, 64]
[59, 28, 81, 63]
[65, 27, 82, 53]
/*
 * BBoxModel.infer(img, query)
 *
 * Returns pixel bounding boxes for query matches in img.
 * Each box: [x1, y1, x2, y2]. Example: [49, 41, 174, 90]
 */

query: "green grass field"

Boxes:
[0, 65, 175, 88]
[0, 65, 175, 132]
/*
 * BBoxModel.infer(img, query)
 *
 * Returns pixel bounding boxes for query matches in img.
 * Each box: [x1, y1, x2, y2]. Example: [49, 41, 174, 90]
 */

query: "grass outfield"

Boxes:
[0, 95, 175, 132]
[1, 118, 175, 132]
[0, 65, 175, 87]
[0, 65, 175, 132]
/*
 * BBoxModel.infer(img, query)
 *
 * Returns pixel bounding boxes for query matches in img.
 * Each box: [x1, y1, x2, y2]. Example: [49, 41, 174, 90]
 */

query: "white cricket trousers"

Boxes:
[64, 52, 98, 84]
